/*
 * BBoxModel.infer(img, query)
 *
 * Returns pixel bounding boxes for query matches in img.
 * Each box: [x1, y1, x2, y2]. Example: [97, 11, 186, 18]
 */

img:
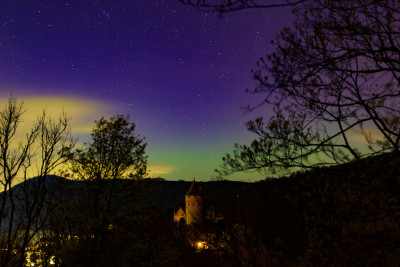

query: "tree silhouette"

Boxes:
[177, 2, 400, 265]
[49, 115, 174, 266]
[0, 97, 74, 267]
[70, 114, 147, 181]
[217, 0, 400, 176]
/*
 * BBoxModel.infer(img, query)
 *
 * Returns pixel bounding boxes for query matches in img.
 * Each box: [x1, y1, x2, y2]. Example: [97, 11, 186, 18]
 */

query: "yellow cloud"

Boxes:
[0, 95, 119, 182]
[147, 163, 177, 177]
[0, 95, 114, 135]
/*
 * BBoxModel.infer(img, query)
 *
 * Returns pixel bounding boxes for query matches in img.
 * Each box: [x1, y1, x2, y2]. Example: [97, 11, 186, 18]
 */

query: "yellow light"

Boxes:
[196, 242, 203, 249]
[50, 255, 56, 265]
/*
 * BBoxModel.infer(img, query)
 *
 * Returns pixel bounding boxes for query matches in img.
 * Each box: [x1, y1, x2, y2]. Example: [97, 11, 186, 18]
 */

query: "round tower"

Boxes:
[185, 179, 204, 225]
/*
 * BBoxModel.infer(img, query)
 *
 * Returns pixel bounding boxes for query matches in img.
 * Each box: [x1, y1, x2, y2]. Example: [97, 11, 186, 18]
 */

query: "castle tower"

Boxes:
[185, 179, 204, 225]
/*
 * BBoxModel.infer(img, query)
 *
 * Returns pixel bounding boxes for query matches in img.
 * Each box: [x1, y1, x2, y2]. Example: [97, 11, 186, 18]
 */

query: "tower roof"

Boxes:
[186, 179, 201, 195]
[174, 207, 185, 216]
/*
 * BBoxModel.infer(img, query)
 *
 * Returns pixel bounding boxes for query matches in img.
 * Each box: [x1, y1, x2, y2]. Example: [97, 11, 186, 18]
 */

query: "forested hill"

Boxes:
[8, 176, 248, 210]
[212, 153, 400, 265]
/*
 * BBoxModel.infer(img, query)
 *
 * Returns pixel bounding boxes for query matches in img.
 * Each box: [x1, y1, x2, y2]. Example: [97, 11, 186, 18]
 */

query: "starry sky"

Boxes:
[0, 0, 294, 181]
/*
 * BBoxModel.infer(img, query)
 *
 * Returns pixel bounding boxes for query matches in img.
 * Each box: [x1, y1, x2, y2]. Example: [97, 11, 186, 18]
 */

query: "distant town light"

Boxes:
[50, 255, 56, 265]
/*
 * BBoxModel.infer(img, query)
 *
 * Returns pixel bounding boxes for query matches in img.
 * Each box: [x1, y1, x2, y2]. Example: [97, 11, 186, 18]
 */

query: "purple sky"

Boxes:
[0, 0, 294, 181]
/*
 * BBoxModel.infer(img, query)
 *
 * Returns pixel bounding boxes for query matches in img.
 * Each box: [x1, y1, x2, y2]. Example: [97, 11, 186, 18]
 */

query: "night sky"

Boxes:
[0, 0, 294, 181]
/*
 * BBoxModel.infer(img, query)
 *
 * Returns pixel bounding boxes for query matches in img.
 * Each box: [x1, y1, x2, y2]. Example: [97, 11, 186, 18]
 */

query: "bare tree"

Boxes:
[218, 0, 400, 176]
[0, 97, 74, 266]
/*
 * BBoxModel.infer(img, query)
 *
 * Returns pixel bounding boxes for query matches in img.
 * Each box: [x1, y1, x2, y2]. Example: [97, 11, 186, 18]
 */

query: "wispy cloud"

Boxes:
[0, 95, 114, 135]
[147, 163, 177, 177]
[0, 94, 121, 181]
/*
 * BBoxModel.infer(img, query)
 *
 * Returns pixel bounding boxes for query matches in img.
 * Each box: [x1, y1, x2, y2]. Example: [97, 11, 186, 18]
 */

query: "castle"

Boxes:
[173, 179, 204, 225]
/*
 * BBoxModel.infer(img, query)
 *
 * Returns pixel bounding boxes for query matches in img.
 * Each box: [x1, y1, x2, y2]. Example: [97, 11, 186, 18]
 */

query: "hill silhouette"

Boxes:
[6, 176, 247, 210]
[207, 153, 400, 265]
